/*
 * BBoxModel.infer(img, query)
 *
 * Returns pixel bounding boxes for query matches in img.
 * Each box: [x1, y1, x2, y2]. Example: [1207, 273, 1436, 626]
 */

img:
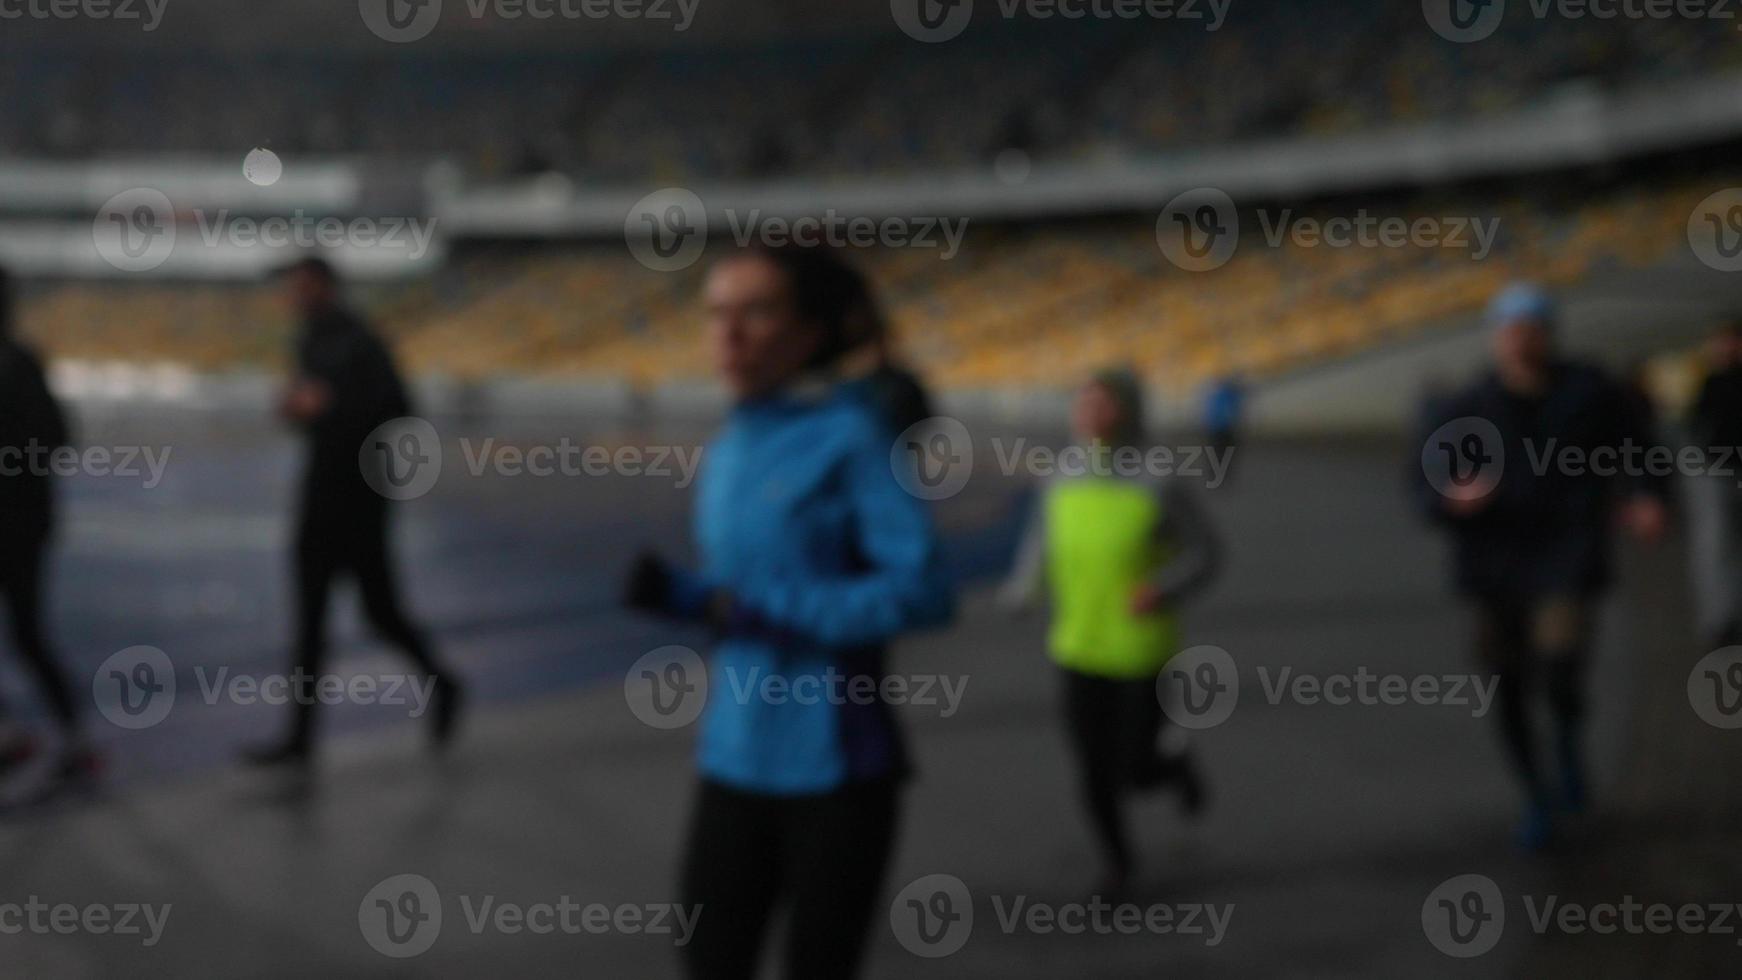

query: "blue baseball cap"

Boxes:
[1486, 282, 1556, 331]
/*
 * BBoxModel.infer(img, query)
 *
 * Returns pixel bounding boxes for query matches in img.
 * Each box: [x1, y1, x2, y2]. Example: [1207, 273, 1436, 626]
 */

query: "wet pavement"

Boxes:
[0, 407, 1735, 977]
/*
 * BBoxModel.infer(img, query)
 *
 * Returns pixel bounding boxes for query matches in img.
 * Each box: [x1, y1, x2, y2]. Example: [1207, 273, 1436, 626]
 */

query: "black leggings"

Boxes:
[288, 511, 448, 749]
[680, 778, 900, 980]
[1061, 668, 1181, 875]
[1474, 598, 1589, 803]
[0, 534, 78, 735]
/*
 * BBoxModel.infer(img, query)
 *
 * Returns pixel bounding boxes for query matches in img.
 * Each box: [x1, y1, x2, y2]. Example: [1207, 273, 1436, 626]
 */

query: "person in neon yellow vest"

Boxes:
[1001, 367, 1222, 893]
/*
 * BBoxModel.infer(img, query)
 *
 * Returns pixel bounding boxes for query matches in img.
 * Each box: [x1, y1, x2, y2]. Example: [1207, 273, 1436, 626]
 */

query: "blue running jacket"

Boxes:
[679, 386, 954, 795]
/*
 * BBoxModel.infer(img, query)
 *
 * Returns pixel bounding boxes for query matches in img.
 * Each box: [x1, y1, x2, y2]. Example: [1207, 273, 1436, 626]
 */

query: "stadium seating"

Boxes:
[1, 9, 1732, 180]
[18, 179, 1708, 397]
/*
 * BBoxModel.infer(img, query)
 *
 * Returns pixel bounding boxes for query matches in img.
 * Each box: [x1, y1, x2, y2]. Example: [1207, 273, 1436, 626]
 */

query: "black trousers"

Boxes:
[1061, 668, 1181, 875]
[1472, 596, 1590, 803]
[288, 506, 445, 749]
[680, 777, 901, 980]
[0, 531, 77, 735]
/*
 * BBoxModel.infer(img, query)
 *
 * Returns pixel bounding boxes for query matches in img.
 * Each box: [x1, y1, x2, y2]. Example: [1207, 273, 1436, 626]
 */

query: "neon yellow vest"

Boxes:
[1045, 477, 1179, 679]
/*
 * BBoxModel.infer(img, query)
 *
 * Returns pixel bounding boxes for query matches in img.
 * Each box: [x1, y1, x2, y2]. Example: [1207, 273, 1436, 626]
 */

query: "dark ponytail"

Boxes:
[736, 243, 881, 370]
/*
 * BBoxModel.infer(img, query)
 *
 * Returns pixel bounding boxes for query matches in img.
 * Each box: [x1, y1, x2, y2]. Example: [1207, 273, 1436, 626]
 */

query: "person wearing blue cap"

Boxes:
[1410, 283, 1667, 852]
[1685, 322, 1742, 647]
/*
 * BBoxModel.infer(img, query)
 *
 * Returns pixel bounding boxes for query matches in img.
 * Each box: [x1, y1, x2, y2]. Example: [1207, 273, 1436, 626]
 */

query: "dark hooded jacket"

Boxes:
[294, 306, 411, 524]
[1412, 359, 1663, 599]
[0, 337, 69, 540]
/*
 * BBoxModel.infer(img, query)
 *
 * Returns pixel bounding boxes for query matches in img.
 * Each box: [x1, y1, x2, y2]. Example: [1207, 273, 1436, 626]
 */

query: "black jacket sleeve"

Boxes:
[0, 342, 70, 452]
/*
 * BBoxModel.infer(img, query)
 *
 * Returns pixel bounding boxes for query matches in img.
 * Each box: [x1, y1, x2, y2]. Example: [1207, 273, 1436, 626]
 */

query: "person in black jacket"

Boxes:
[245, 257, 462, 767]
[1413, 283, 1666, 851]
[0, 266, 92, 781]
[1685, 323, 1742, 647]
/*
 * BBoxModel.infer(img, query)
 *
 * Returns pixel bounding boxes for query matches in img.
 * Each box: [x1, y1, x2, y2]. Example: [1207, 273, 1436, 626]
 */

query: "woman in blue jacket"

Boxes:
[625, 244, 954, 980]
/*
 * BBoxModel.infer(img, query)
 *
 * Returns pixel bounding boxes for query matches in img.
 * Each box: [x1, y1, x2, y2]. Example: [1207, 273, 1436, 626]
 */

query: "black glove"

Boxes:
[622, 551, 675, 615]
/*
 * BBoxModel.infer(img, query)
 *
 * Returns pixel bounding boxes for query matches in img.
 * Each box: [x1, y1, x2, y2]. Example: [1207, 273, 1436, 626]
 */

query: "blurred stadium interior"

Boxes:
[1, 1, 1739, 422]
[20, 175, 1727, 393]
[2, 6, 1735, 173]
[5, 3, 1742, 978]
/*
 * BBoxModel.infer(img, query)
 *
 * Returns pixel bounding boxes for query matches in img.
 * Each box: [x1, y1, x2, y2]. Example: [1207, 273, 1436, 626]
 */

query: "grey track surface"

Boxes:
[0, 412, 1736, 978]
